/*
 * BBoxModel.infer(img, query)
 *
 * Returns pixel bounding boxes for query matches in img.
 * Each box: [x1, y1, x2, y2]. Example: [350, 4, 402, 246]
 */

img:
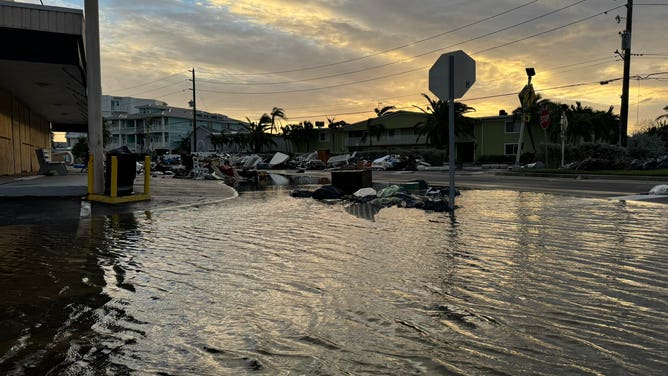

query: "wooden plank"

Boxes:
[0, 138, 13, 176]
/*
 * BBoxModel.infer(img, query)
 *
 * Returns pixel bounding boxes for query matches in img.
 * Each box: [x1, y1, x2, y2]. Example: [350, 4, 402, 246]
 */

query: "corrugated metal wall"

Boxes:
[0, 1, 82, 35]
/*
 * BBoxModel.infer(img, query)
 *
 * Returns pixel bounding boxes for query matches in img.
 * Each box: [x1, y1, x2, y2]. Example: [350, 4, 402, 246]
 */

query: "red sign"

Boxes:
[540, 108, 550, 129]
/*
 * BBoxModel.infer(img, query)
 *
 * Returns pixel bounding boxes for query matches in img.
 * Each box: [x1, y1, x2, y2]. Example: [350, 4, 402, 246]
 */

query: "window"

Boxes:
[505, 120, 521, 133]
[504, 143, 518, 155]
[319, 132, 328, 141]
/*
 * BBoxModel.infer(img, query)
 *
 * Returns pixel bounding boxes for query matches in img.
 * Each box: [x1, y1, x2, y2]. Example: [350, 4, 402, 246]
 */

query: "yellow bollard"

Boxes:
[144, 156, 151, 194]
[87, 154, 94, 195]
[110, 156, 118, 198]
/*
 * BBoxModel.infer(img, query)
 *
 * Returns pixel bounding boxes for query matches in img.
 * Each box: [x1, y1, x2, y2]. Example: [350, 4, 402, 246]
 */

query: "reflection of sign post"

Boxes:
[540, 107, 550, 167]
[515, 83, 535, 167]
[560, 108, 569, 167]
[429, 50, 476, 211]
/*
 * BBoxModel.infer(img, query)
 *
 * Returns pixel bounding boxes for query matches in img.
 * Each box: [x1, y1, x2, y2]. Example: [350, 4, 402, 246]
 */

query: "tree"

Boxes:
[413, 93, 475, 150]
[327, 117, 348, 152]
[175, 136, 191, 154]
[209, 132, 230, 152]
[270, 107, 287, 134]
[71, 136, 88, 162]
[364, 105, 395, 149]
[655, 105, 668, 124]
[243, 116, 275, 153]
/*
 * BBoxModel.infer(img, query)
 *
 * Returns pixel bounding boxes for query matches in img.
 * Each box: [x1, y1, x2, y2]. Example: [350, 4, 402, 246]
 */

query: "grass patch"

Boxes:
[519, 169, 668, 177]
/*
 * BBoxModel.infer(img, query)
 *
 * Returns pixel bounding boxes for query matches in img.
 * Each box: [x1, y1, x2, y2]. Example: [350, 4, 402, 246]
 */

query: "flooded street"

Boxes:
[1, 188, 667, 375]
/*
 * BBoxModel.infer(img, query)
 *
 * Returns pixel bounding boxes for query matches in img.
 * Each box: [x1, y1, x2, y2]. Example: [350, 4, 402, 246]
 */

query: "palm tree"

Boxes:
[270, 107, 287, 134]
[243, 116, 275, 153]
[656, 105, 668, 123]
[327, 117, 348, 152]
[209, 132, 231, 152]
[568, 102, 595, 143]
[364, 105, 395, 149]
[413, 93, 475, 149]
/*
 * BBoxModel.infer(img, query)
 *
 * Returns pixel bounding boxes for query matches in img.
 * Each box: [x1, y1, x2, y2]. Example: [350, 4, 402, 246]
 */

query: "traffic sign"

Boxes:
[540, 108, 550, 129]
[429, 50, 476, 100]
[518, 84, 537, 109]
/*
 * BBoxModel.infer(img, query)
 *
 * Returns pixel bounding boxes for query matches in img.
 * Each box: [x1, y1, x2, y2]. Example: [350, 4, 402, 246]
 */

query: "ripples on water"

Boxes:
[1, 189, 667, 375]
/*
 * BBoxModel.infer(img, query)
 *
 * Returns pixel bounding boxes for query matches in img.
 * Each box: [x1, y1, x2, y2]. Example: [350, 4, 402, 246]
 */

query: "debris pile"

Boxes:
[290, 180, 460, 215]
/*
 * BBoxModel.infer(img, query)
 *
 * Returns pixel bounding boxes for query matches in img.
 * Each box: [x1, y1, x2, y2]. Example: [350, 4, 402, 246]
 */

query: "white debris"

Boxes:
[649, 184, 668, 195]
[353, 187, 377, 199]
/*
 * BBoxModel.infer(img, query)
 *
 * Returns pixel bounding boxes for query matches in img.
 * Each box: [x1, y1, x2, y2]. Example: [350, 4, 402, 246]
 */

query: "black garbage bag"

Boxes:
[312, 185, 345, 200]
[290, 189, 313, 198]
[105, 146, 136, 196]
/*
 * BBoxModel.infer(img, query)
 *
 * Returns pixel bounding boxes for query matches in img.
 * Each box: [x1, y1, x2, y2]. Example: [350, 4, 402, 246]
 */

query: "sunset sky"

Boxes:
[25, 0, 668, 133]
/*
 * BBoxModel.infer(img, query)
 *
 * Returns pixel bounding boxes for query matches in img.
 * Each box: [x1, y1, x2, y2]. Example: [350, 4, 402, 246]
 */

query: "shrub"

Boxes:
[627, 133, 666, 159]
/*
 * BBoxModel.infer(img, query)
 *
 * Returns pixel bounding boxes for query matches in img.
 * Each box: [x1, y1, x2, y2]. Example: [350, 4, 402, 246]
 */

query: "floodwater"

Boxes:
[1, 186, 667, 375]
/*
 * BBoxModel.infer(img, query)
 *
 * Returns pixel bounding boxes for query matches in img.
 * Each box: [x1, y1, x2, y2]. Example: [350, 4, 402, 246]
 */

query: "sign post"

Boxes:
[560, 106, 569, 167]
[540, 107, 550, 167]
[516, 78, 536, 167]
[429, 50, 475, 211]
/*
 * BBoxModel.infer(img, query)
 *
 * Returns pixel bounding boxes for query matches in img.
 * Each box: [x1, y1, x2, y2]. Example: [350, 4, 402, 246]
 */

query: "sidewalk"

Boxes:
[0, 173, 238, 220]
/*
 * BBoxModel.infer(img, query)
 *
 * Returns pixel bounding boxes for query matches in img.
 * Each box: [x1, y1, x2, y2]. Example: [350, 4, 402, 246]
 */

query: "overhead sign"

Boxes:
[540, 108, 550, 129]
[429, 50, 476, 100]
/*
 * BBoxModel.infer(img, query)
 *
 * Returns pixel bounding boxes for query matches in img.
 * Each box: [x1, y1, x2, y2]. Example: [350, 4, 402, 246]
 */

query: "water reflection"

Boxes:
[1, 190, 667, 375]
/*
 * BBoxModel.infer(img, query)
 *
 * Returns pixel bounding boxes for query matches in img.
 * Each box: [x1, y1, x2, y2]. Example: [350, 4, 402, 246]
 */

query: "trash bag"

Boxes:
[353, 187, 377, 202]
[377, 185, 403, 198]
[312, 185, 345, 200]
[290, 189, 313, 198]
[105, 146, 136, 196]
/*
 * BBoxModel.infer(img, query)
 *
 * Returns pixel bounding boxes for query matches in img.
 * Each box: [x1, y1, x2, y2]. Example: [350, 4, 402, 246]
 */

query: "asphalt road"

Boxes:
[286, 168, 668, 203]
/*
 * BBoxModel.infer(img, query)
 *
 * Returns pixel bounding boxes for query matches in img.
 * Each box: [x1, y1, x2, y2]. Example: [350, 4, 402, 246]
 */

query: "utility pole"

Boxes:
[189, 68, 197, 153]
[84, 0, 104, 194]
[619, 0, 633, 147]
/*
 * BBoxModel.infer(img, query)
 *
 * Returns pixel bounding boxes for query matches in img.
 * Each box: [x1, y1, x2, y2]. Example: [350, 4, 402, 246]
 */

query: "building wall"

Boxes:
[0, 89, 50, 175]
[474, 116, 525, 158]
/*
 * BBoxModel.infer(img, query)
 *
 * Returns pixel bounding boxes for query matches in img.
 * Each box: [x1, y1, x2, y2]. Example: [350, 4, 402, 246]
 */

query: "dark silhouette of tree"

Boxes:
[656, 105, 668, 124]
[364, 105, 395, 149]
[327, 117, 348, 152]
[413, 93, 475, 149]
[243, 116, 275, 153]
[209, 132, 230, 152]
[270, 107, 287, 134]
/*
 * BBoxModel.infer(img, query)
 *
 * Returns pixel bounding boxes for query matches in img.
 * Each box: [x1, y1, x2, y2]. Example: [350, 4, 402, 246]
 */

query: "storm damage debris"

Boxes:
[290, 180, 459, 219]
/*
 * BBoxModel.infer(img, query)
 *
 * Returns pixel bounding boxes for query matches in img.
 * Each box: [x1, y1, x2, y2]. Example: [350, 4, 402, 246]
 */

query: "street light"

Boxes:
[526, 67, 536, 83]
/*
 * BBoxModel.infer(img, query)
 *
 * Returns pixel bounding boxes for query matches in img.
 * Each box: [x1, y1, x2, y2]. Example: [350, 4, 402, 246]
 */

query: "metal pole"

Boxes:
[84, 0, 104, 194]
[515, 114, 525, 167]
[448, 55, 456, 211]
[619, 0, 633, 147]
[560, 111, 566, 167]
[544, 128, 548, 168]
[191, 68, 197, 153]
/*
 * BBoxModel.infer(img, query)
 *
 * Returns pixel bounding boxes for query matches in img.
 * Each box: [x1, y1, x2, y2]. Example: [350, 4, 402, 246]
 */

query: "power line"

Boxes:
[473, 4, 624, 54]
[197, 0, 588, 85]
[271, 73, 668, 121]
[217, 0, 541, 77]
[123, 80, 188, 97]
[108, 73, 187, 94]
[199, 3, 620, 97]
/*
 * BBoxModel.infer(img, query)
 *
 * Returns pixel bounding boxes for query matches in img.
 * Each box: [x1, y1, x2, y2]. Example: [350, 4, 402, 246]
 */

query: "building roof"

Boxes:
[0, 0, 87, 131]
[345, 110, 427, 131]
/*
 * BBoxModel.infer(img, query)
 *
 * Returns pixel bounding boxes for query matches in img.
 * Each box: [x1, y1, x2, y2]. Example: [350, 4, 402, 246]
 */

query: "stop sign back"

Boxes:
[540, 108, 550, 129]
[429, 50, 476, 100]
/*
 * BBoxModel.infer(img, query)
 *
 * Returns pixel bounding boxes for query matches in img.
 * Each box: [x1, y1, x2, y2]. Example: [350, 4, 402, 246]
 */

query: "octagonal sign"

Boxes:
[429, 50, 476, 100]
